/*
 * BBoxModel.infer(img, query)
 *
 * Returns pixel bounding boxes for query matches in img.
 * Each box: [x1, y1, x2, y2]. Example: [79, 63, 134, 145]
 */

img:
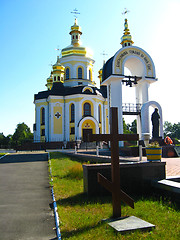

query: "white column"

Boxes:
[135, 84, 142, 104]
[137, 115, 142, 139]
[110, 80, 123, 135]
[142, 81, 149, 103]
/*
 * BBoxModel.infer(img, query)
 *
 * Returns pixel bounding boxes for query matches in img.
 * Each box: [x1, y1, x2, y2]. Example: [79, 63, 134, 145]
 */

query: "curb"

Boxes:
[48, 153, 61, 240]
[0, 153, 9, 160]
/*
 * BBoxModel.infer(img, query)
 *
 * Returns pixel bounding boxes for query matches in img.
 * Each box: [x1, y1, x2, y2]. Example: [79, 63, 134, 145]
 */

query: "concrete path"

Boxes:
[61, 149, 180, 177]
[0, 152, 56, 240]
[161, 157, 180, 176]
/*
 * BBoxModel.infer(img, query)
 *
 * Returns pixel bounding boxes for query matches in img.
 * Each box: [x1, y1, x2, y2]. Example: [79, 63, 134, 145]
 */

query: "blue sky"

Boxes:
[0, 0, 180, 136]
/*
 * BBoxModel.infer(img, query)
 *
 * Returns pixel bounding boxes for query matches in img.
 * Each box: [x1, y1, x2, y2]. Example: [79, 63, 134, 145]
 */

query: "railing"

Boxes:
[122, 103, 142, 115]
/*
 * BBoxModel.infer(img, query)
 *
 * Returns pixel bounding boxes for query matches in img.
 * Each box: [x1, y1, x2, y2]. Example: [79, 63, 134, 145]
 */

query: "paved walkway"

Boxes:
[0, 152, 56, 240]
[60, 149, 180, 177]
[161, 157, 180, 176]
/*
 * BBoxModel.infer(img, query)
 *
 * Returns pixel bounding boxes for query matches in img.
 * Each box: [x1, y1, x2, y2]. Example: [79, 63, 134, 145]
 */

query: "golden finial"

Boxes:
[120, 18, 134, 47]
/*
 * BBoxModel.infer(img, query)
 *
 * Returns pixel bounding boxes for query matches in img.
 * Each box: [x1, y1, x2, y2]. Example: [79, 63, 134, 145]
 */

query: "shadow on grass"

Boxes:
[57, 191, 180, 212]
[56, 192, 112, 207]
[60, 220, 106, 239]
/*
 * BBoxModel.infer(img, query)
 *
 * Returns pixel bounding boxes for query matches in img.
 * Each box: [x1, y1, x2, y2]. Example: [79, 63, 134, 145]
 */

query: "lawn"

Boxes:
[0, 153, 5, 157]
[50, 152, 180, 240]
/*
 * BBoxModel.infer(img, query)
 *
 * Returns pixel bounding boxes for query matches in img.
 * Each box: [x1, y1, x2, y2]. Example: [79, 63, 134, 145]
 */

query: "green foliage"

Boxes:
[164, 121, 180, 139]
[147, 141, 160, 148]
[12, 122, 33, 146]
[0, 133, 12, 148]
[0, 122, 33, 148]
[127, 119, 137, 134]
[123, 119, 131, 134]
[66, 163, 83, 180]
[123, 119, 137, 134]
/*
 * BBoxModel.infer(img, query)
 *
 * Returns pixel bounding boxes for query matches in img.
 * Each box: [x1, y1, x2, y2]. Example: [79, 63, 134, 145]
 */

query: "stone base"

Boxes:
[83, 161, 166, 196]
[108, 216, 155, 233]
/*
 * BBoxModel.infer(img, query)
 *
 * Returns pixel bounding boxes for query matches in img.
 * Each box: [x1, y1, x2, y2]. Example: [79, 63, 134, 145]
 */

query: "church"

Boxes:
[33, 18, 108, 143]
[33, 17, 163, 145]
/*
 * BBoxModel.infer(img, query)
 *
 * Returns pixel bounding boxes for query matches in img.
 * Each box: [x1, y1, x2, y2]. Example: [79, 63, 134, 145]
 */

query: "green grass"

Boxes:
[50, 152, 180, 240]
[0, 153, 5, 157]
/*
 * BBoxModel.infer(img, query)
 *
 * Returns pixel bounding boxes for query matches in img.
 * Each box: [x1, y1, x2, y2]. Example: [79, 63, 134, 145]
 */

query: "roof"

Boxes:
[102, 56, 114, 82]
[34, 82, 107, 100]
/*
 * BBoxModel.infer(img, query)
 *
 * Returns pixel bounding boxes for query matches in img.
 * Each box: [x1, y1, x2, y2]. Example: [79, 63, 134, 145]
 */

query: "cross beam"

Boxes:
[88, 107, 139, 218]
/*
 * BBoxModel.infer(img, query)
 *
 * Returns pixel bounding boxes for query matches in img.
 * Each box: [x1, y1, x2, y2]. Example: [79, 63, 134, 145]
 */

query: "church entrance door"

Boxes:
[83, 129, 92, 142]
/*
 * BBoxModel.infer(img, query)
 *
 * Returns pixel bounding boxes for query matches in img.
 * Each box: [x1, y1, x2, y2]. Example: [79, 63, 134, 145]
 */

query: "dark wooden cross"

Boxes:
[88, 107, 139, 218]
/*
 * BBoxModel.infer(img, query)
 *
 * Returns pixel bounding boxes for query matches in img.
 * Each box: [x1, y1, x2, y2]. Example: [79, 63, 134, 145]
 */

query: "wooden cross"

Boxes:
[88, 107, 139, 218]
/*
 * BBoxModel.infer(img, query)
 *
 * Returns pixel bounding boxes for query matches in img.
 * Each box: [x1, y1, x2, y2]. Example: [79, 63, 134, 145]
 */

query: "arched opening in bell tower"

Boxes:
[122, 56, 146, 135]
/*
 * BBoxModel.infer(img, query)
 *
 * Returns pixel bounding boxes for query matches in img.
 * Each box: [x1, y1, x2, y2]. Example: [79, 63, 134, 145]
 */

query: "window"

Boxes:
[33, 123, 36, 131]
[84, 102, 91, 116]
[76, 35, 78, 39]
[58, 76, 60, 81]
[66, 68, 69, 80]
[98, 105, 101, 123]
[78, 67, 83, 79]
[41, 107, 45, 125]
[70, 127, 75, 134]
[70, 104, 75, 122]
[89, 69, 92, 81]
[41, 129, 45, 136]
[84, 89, 91, 93]
[54, 76, 56, 81]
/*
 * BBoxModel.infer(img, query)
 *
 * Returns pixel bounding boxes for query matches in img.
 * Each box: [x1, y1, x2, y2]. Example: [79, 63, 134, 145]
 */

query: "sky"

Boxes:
[0, 0, 180, 136]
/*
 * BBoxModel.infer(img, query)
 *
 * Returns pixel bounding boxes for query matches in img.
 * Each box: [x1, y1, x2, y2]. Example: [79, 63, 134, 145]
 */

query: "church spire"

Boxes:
[120, 18, 134, 47]
[69, 18, 82, 47]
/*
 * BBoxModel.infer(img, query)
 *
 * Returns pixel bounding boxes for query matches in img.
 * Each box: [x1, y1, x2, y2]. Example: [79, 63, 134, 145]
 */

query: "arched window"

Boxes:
[66, 68, 69, 80]
[54, 76, 56, 81]
[84, 102, 91, 116]
[41, 107, 45, 125]
[58, 76, 60, 81]
[89, 69, 92, 81]
[70, 104, 75, 122]
[78, 67, 83, 79]
[98, 105, 101, 123]
[76, 35, 78, 39]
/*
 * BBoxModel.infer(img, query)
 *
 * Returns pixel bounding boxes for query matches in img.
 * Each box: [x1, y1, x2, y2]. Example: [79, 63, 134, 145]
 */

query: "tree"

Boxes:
[163, 121, 173, 137]
[163, 121, 180, 139]
[172, 122, 180, 139]
[12, 123, 33, 146]
[0, 133, 12, 148]
[0, 133, 5, 146]
[128, 119, 137, 134]
[123, 119, 131, 134]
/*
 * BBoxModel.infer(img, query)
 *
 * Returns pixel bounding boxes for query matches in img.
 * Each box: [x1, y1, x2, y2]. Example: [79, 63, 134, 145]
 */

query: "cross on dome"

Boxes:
[71, 8, 80, 19]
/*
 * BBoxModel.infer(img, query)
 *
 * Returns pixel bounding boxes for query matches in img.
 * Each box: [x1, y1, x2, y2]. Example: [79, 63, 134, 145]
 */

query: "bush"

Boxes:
[67, 163, 83, 180]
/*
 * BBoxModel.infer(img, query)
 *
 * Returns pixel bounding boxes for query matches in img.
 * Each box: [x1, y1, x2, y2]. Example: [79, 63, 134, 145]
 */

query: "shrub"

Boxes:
[67, 163, 83, 180]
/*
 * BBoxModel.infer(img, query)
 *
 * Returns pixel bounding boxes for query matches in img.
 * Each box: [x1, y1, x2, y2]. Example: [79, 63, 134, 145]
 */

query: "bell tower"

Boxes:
[101, 18, 164, 144]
